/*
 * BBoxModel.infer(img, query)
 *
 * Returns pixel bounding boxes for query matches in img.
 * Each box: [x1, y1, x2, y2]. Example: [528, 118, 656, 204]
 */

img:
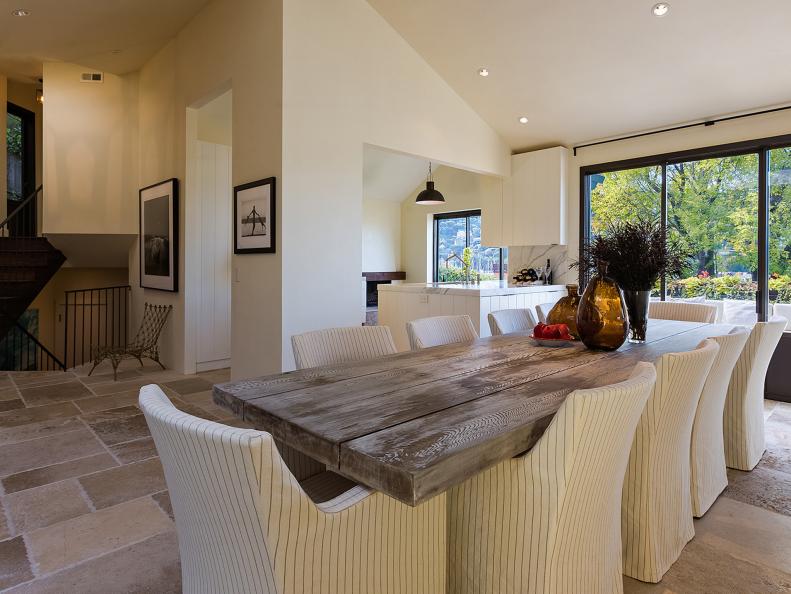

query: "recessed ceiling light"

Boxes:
[478, 68, 490, 77]
[651, 2, 670, 17]
[518, 116, 529, 124]
[11, 8, 30, 16]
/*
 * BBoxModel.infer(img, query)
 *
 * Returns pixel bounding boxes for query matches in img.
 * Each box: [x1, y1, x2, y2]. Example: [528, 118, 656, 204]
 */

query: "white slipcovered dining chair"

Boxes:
[535, 302, 556, 324]
[648, 300, 717, 324]
[406, 315, 478, 350]
[690, 328, 749, 517]
[291, 325, 397, 369]
[487, 308, 538, 336]
[723, 317, 786, 471]
[621, 339, 719, 583]
[447, 363, 656, 594]
[139, 385, 447, 594]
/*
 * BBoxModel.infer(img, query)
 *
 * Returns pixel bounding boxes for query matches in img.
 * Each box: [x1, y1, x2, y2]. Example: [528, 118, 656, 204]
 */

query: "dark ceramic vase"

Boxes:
[547, 284, 582, 339]
[576, 261, 628, 351]
[623, 290, 651, 343]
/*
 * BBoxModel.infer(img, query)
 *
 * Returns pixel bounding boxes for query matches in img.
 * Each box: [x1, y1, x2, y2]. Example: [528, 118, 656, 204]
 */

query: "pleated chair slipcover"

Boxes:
[723, 317, 786, 471]
[139, 385, 447, 594]
[622, 339, 719, 583]
[487, 308, 538, 336]
[535, 302, 556, 324]
[690, 328, 749, 517]
[406, 315, 478, 350]
[648, 301, 717, 324]
[447, 362, 657, 594]
[291, 325, 397, 370]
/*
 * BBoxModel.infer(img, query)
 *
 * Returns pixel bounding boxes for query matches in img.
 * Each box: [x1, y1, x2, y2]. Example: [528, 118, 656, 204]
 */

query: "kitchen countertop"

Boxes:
[378, 281, 567, 297]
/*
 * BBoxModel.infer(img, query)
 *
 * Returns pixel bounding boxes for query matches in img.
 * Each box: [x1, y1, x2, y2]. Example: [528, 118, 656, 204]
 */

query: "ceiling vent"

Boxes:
[80, 72, 104, 83]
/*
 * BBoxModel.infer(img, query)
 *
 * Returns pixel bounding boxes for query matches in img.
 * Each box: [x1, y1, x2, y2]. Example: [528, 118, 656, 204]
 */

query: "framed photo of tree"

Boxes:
[140, 178, 179, 292]
[234, 177, 276, 254]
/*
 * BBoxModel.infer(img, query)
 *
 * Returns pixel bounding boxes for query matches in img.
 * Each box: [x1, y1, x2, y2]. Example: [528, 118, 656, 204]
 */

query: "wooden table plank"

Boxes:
[213, 319, 731, 505]
[340, 322, 732, 504]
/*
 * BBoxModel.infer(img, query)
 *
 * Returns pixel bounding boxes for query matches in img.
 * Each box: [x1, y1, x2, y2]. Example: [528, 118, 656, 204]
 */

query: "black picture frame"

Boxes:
[139, 178, 179, 292]
[234, 177, 276, 254]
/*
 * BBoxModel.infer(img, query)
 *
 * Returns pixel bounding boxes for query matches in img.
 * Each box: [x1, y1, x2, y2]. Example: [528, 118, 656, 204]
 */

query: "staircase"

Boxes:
[0, 187, 67, 370]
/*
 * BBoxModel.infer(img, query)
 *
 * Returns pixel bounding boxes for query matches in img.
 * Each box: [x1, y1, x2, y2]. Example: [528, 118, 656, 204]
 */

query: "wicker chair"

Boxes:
[89, 303, 172, 380]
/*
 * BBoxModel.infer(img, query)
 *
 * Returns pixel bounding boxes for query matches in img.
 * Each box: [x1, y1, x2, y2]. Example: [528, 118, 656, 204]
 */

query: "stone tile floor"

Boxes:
[0, 361, 789, 593]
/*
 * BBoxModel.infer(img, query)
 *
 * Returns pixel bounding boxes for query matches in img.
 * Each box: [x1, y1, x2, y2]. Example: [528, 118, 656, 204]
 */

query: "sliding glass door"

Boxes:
[769, 148, 791, 306]
[666, 154, 759, 304]
[581, 134, 791, 322]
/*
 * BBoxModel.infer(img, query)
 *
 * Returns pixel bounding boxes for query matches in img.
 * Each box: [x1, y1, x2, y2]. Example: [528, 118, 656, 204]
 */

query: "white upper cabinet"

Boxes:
[482, 146, 568, 247]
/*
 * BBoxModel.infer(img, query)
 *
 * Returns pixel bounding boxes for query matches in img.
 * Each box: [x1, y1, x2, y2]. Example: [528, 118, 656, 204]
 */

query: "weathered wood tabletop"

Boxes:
[213, 319, 733, 506]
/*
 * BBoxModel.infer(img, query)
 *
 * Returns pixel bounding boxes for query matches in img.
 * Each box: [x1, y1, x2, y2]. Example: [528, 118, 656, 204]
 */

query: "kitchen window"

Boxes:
[433, 210, 507, 282]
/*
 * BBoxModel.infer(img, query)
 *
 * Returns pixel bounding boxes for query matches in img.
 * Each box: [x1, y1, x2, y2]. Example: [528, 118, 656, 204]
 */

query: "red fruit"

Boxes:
[533, 323, 547, 338]
[545, 325, 562, 339]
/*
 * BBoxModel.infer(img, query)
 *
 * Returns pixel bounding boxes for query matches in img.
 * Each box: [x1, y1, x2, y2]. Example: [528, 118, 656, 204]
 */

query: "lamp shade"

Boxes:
[415, 181, 445, 205]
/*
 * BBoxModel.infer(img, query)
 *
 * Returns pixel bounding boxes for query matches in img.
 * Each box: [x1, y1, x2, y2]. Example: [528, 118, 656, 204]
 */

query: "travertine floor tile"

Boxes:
[73, 390, 140, 414]
[0, 504, 10, 540]
[0, 416, 84, 447]
[4, 531, 180, 594]
[695, 496, 791, 575]
[0, 429, 104, 477]
[79, 369, 141, 385]
[623, 536, 791, 593]
[11, 373, 76, 389]
[79, 458, 166, 509]
[18, 381, 91, 407]
[0, 536, 33, 590]
[26, 497, 172, 575]
[85, 413, 150, 446]
[0, 386, 20, 401]
[151, 491, 173, 521]
[0, 402, 80, 429]
[4, 479, 92, 534]
[164, 377, 213, 396]
[79, 405, 141, 424]
[725, 465, 791, 516]
[0, 399, 25, 413]
[109, 437, 158, 464]
[1, 453, 117, 495]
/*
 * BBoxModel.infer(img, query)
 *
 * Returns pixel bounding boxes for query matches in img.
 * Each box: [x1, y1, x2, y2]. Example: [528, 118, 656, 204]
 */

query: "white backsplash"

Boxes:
[508, 245, 574, 285]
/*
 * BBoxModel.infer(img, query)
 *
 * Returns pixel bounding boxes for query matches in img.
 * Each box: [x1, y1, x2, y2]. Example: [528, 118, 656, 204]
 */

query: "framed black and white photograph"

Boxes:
[234, 177, 276, 254]
[139, 178, 179, 291]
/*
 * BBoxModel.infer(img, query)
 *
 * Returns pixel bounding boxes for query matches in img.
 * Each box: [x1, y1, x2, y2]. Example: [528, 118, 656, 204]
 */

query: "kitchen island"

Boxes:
[378, 281, 567, 351]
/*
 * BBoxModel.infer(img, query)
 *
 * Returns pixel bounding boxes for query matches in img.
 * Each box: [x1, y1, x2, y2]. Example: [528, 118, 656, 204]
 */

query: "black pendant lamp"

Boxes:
[415, 162, 445, 205]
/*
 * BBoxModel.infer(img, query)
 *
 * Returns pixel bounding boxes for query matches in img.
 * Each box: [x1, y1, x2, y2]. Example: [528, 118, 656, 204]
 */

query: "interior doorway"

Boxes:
[186, 90, 232, 372]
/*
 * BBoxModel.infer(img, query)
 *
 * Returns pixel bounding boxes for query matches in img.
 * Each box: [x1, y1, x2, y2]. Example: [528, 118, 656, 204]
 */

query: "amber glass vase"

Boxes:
[547, 284, 581, 339]
[576, 262, 628, 351]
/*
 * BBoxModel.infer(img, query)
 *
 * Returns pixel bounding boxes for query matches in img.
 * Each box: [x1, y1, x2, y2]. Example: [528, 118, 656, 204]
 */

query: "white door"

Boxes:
[196, 141, 232, 369]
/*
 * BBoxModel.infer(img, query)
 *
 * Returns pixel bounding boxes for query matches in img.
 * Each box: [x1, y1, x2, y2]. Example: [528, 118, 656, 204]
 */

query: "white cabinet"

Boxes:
[481, 146, 568, 247]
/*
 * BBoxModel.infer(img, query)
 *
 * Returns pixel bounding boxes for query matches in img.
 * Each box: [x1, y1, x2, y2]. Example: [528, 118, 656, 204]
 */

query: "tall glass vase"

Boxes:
[623, 290, 650, 343]
[576, 261, 628, 351]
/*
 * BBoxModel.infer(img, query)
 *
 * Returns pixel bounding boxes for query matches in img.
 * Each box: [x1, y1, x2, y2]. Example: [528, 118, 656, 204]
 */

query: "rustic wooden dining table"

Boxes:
[213, 319, 733, 506]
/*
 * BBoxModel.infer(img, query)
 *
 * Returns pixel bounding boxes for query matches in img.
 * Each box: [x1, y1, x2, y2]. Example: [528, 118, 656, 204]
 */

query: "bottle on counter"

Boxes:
[545, 258, 553, 285]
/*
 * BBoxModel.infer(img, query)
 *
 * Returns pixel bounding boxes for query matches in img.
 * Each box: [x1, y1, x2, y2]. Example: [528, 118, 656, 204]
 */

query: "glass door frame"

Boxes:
[580, 132, 791, 322]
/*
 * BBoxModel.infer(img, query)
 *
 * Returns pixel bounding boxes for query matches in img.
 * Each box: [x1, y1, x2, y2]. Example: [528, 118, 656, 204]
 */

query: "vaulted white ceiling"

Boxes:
[0, 0, 210, 82]
[363, 146, 428, 203]
[366, 0, 791, 151]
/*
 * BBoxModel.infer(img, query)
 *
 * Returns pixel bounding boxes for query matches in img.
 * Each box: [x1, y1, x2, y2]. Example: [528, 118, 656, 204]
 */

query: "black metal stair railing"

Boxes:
[63, 285, 131, 370]
[1, 185, 42, 238]
[0, 313, 65, 371]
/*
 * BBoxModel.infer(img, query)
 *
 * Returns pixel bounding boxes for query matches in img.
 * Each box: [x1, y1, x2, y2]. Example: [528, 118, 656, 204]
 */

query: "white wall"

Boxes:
[362, 199, 401, 272]
[566, 109, 791, 282]
[42, 63, 139, 235]
[401, 166, 502, 283]
[282, 0, 510, 369]
[133, 0, 282, 377]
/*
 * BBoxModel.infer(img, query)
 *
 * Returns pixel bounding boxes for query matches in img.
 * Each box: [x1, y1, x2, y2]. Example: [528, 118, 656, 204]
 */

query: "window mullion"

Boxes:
[660, 162, 668, 301]
[758, 149, 770, 322]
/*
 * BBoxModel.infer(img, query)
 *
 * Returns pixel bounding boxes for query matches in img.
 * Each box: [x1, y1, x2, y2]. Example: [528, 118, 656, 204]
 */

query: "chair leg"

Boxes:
[153, 356, 166, 371]
[88, 360, 101, 377]
[110, 357, 121, 381]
